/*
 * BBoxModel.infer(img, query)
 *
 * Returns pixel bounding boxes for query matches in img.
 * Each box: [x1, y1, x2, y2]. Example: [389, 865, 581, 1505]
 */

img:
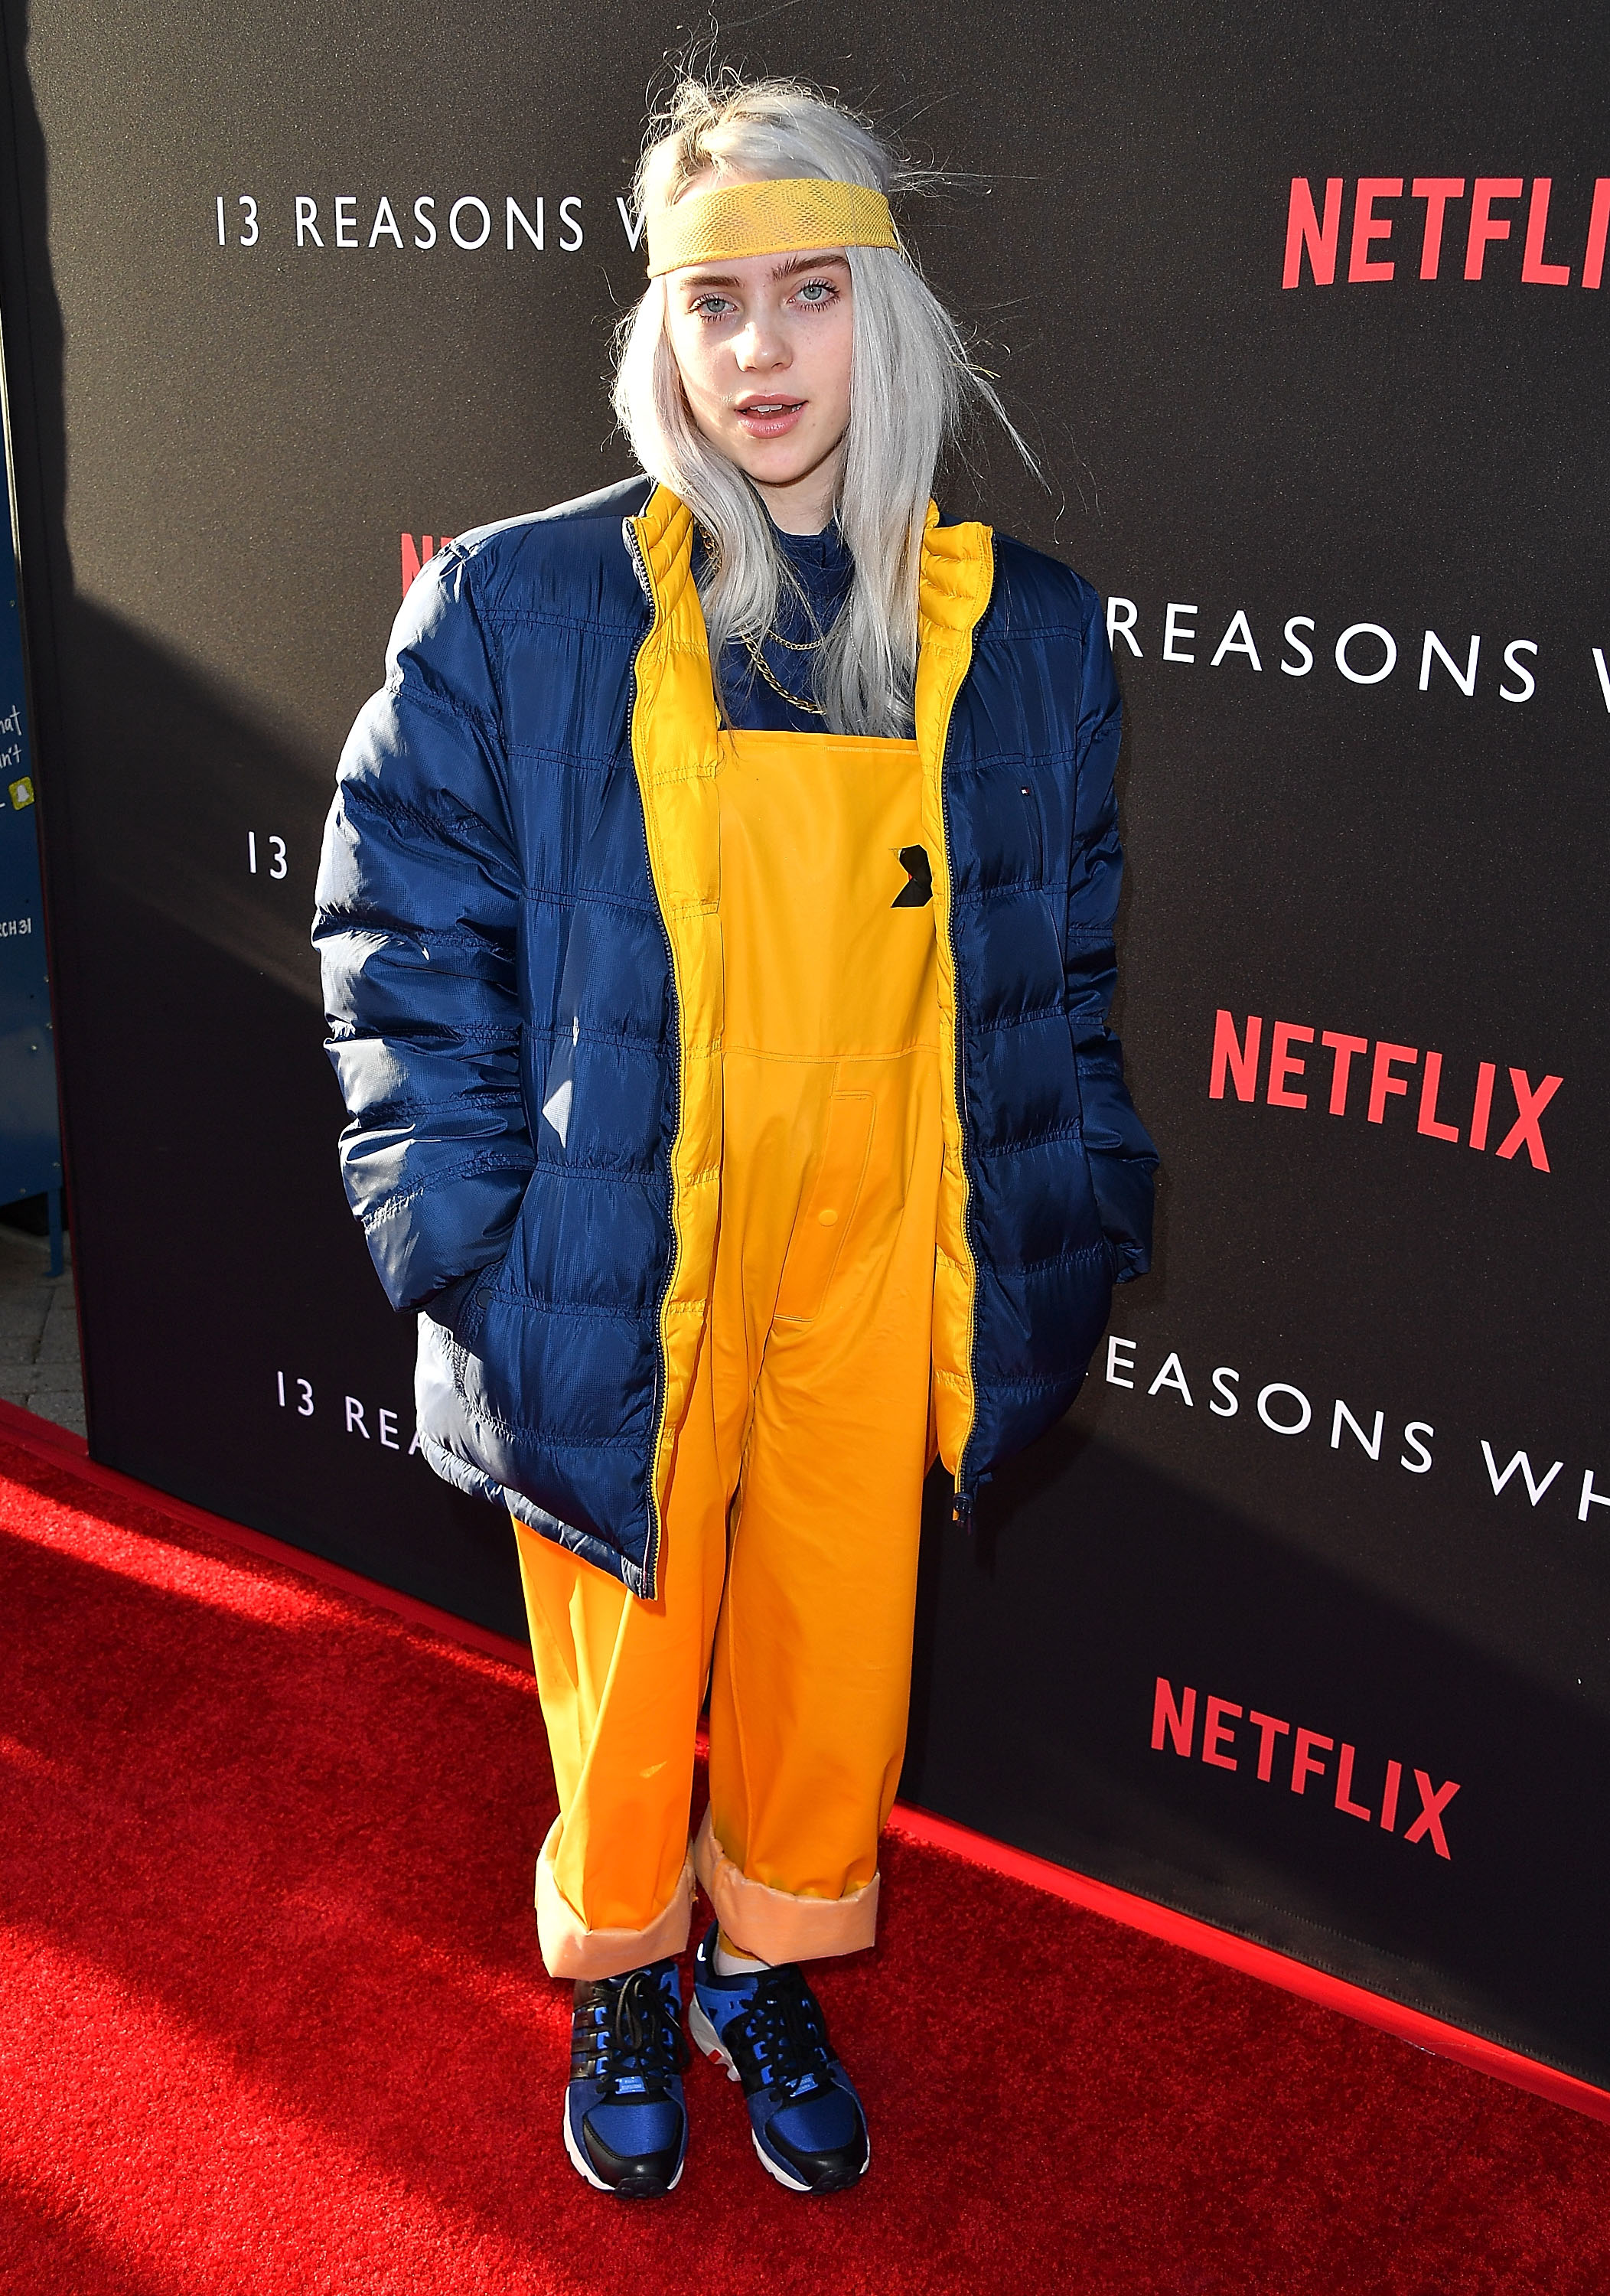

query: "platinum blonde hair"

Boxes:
[611, 76, 1025, 737]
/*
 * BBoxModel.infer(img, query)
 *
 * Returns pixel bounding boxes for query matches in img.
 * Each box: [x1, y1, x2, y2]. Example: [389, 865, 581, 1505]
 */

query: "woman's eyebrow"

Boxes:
[770, 251, 851, 280]
[677, 252, 852, 293]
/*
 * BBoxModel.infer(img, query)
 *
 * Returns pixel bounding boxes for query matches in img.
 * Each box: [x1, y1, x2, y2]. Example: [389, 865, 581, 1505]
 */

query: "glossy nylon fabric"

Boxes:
[520, 725, 941, 1977]
[315, 476, 1156, 1597]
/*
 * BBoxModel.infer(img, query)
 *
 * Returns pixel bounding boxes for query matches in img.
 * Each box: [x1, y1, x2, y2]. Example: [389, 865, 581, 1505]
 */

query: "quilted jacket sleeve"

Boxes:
[313, 546, 534, 1315]
[1067, 579, 1159, 1283]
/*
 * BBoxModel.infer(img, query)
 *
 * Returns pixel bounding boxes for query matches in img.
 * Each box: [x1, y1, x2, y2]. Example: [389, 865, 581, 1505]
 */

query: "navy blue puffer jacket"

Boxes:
[315, 477, 1155, 1596]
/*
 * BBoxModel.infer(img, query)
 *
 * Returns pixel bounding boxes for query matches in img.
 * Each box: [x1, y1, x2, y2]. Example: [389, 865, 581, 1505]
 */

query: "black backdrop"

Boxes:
[3, 0, 1606, 2086]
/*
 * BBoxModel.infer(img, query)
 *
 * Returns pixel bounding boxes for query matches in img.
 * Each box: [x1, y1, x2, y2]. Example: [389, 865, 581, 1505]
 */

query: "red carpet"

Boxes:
[1, 1436, 1606, 2295]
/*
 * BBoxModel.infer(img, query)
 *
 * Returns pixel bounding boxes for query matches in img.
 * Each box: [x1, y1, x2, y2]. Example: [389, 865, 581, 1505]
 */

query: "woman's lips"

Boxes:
[733, 400, 805, 439]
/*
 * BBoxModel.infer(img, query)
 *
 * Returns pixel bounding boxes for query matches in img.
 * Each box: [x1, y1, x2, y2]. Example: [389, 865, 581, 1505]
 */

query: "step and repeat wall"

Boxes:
[2, 1, 1605, 2086]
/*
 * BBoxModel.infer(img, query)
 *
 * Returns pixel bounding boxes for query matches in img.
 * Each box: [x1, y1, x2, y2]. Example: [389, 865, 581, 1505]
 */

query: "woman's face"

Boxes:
[663, 204, 854, 534]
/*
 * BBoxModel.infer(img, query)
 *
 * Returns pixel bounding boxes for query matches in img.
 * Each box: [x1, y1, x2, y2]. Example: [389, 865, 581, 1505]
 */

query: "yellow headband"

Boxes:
[644, 177, 898, 279]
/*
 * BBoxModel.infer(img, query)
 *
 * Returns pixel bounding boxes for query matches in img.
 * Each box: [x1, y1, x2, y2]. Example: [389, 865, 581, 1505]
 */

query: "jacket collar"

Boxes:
[634, 484, 995, 643]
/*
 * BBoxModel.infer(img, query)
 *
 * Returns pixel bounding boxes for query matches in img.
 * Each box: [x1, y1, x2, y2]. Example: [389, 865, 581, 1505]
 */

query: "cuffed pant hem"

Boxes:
[533, 1816, 697, 1980]
[693, 1806, 879, 1963]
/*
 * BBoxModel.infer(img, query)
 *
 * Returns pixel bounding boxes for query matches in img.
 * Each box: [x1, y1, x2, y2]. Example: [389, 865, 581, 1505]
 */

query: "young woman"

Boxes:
[315, 75, 1155, 2201]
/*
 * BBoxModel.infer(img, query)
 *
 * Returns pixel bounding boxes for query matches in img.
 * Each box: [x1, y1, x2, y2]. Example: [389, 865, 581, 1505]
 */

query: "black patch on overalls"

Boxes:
[892, 845, 933, 907]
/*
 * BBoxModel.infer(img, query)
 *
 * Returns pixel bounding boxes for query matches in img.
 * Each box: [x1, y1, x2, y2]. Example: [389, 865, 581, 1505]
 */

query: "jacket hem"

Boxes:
[416, 1433, 648, 1596]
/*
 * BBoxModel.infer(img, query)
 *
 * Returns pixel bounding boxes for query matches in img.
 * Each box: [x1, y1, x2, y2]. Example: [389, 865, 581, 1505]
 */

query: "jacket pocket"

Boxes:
[421, 1260, 501, 1357]
[772, 1089, 875, 1326]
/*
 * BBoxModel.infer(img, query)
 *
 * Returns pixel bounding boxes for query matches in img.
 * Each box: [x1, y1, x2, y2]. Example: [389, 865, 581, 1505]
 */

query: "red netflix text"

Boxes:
[1283, 175, 1609, 289]
[1151, 1676, 1461, 1859]
[1209, 1011, 1561, 1173]
[402, 533, 451, 598]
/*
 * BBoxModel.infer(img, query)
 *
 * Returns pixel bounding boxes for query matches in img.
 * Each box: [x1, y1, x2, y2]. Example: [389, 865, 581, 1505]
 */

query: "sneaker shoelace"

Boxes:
[723, 1965, 836, 2100]
[572, 1968, 688, 2101]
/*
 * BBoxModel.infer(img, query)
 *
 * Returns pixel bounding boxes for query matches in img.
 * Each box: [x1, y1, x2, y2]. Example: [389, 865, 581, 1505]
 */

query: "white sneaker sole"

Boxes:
[562, 2100, 685, 2197]
[687, 1996, 870, 2194]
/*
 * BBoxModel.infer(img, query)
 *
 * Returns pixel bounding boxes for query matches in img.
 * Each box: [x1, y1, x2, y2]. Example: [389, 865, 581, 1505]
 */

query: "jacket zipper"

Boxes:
[937, 598, 989, 1528]
[625, 514, 681, 1602]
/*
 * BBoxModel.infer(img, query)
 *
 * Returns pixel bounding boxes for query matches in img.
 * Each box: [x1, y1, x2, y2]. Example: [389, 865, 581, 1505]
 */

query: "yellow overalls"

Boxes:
[517, 720, 944, 1978]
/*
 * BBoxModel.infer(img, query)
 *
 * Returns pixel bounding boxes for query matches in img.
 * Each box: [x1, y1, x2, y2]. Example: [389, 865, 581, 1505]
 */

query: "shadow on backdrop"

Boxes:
[0, 0, 527, 1637]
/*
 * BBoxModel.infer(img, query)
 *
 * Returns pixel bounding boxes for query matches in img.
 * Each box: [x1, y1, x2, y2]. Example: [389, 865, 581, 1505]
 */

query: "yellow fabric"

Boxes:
[644, 177, 898, 278]
[519, 723, 944, 1974]
[629, 491, 725, 1602]
[911, 504, 997, 1479]
[626, 485, 994, 1594]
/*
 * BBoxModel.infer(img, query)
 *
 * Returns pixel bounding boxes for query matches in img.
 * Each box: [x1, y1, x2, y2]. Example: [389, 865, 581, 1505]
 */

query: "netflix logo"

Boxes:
[1151, 1676, 1461, 1860]
[1209, 1010, 1561, 1173]
[401, 533, 451, 596]
[1282, 174, 1609, 289]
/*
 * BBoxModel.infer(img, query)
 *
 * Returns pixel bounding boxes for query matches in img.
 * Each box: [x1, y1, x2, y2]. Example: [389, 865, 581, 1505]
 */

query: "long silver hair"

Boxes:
[611, 76, 1025, 737]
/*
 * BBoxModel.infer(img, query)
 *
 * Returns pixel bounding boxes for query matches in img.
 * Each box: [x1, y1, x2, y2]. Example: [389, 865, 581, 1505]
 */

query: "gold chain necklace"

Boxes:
[696, 520, 829, 713]
[739, 628, 825, 715]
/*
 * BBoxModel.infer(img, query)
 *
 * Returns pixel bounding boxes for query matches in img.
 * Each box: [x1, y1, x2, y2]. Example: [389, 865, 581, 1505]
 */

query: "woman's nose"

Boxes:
[735, 317, 789, 370]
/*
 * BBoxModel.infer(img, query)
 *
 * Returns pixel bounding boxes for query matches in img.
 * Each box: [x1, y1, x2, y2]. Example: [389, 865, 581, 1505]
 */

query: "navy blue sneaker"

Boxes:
[564, 1958, 689, 2198]
[689, 1922, 870, 2193]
